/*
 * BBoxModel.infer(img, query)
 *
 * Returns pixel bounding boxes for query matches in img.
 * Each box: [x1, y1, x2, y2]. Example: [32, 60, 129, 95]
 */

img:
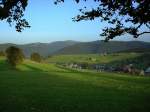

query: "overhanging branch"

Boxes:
[137, 32, 150, 36]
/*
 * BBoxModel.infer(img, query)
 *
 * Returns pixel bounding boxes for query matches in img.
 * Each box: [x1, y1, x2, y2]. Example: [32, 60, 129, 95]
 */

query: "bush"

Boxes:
[31, 53, 42, 63]
[6, 46, 24, 67]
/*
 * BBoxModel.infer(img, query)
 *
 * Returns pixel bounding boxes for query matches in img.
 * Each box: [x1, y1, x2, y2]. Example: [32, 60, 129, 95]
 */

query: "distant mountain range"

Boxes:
[0, 40, 78, 57]
[54, 41, 150, 55]
[0, 40, 150, 57]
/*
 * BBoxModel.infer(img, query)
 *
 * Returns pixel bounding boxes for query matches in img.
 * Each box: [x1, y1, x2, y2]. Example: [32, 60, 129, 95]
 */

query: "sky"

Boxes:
[0, 0, 149, 44]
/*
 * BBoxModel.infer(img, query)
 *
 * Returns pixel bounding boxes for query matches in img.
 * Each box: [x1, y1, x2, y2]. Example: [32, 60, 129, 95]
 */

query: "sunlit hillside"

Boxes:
[0, 57, 150, 112]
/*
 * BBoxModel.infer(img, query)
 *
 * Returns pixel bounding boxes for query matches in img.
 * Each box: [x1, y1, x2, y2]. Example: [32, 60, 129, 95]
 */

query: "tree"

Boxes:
[30, 53, 42, 63]
[0, 0, 150, 41]
[56, 0, 150, 41]
[5, 46, 24, 67]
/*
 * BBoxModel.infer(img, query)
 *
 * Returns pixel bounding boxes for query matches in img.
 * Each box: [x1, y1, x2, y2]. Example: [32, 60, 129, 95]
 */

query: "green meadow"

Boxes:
[0, 57, 150, 112]
[47, 53, 141, 64]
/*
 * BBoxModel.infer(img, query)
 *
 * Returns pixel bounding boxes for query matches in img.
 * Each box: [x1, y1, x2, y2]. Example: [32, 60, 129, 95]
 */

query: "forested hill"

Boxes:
[0, 40, 150, 57]
[54, 41, 150, 55]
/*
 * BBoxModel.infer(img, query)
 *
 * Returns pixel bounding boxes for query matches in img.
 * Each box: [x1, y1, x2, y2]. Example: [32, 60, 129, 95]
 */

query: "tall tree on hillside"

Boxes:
[6, 46, 24, 67]
[30, 52, 42, 63]
[0, 0, 150, 41]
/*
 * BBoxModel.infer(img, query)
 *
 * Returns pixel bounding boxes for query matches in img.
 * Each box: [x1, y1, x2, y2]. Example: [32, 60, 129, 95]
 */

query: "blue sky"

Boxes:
[0, 0, 149, 44]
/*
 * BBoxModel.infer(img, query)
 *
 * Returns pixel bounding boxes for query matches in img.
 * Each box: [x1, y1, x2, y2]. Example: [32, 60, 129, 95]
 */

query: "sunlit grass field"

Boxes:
[47, 53, 141, 64]
[0, 57, 150, 112]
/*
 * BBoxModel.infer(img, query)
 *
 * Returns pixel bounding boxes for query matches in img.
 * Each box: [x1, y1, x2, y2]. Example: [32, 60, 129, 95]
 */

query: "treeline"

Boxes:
[107, 53, 150, 70]
[0, 46, 42, 68]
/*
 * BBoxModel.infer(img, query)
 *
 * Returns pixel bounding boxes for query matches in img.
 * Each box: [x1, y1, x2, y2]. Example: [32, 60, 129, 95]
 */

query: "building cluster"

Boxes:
[62, 63, 150, 76]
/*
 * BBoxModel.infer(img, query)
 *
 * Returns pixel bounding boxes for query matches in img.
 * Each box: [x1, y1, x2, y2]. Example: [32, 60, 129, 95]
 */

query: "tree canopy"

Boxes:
[30, 52, 42, 63]
[0, 0, 30, 32]
[6, 46, 24, 67]
[0, 0, 150, 41]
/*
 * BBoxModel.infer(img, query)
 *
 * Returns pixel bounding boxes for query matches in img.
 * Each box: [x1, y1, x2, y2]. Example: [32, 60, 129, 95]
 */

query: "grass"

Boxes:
[0, 57, 150, 112]
[47, 53, 141, 64]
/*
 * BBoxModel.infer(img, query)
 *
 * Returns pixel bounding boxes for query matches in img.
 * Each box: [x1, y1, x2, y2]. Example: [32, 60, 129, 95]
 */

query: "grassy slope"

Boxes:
[0, 57, 150, 112]
[47, 53, 141, 64]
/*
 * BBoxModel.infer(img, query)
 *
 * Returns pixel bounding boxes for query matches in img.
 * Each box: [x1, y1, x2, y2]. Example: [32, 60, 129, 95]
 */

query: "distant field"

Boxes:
[0, 57, 150, 112]
[47, 53, 141, 64]
[47, 53, 150, 69]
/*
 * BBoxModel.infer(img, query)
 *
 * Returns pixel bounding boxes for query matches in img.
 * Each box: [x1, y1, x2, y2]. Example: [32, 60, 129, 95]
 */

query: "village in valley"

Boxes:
[48, 53, 150, 76]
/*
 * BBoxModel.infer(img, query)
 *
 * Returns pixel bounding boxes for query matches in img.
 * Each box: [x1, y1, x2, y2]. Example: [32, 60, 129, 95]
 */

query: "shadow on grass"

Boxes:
[23, 64, 44, 72]
[0, 58, 150, 112]
[0, 59, 13, 71]
[0, 69, 150, 112]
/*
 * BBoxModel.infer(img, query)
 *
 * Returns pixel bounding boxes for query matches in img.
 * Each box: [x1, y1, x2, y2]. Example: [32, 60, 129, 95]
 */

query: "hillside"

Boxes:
[47, 52, 150, 70]
[47, 53, 141, 64]
[54, 41, 150, 54]
[0, 40, 78, 57]
[0, 40, 150, 57]
[0, 57, 150, 112]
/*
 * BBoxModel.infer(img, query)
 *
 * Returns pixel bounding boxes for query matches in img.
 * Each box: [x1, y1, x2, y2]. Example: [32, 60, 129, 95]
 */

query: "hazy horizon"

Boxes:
[0, 39, 150, 45]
